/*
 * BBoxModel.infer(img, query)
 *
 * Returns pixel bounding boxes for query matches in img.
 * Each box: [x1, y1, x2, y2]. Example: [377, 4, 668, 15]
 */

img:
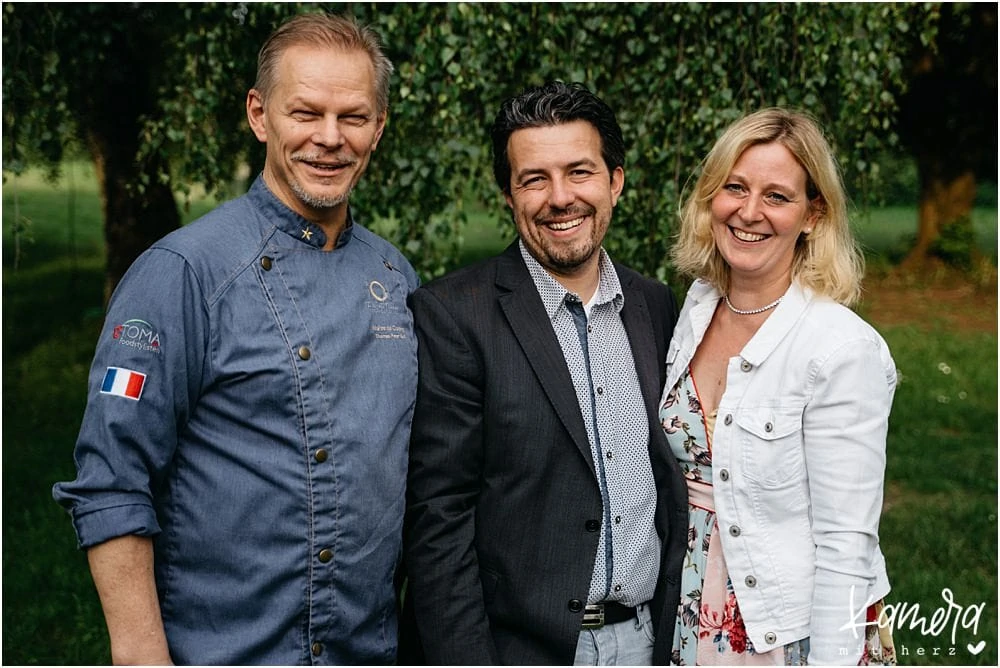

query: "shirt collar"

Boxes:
[518, 239, 624, 320]
[248, 174, 355, 249]
[683, 279, 813, 367]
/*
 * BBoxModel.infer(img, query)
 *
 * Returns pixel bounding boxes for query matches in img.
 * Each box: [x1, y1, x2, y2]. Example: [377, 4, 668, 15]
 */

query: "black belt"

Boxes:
[581, 601, 636, 629]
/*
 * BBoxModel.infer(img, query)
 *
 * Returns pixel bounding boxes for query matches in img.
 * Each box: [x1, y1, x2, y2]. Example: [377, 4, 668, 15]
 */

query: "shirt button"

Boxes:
[614, 515, 622, 524]
[318, 548, 333, 563]
[596, 386, 604, 396]
[260, 256, 273, 271]
[587, 324, 593, 333]
[585, 520, 600, 532]
[311, 642, 323, 656]
[764, 632, 777, 644]
[719, 469, 730, 481]
[729, 525, 741, 537]
[740, 360, 752, 372]
[568, 599, 584, 613]
[314, 449, 328, 463]
[745, 575, 757, 588]
[724, 414, 733, 426]
[298, 346, 311, 360]
[614, 584, 622, 593]
[606, 450, 613, 460]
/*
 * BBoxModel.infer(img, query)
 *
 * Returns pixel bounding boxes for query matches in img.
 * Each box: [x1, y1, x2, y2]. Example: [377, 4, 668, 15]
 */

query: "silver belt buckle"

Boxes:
[582, 603, 605, 629]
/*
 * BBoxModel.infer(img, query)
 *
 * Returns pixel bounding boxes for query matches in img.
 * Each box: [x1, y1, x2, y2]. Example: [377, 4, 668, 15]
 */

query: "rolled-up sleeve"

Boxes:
[53, 248, 208, 549]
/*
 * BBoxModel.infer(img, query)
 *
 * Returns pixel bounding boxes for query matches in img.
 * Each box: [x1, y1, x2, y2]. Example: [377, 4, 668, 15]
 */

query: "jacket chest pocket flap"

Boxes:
[735, 406, 805, 489]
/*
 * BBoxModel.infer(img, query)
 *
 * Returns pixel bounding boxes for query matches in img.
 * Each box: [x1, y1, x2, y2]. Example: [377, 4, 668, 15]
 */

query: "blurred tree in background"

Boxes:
[896, 2, 997, 270]
[2, 3, 294, 300]
[3, 2, 964, 294]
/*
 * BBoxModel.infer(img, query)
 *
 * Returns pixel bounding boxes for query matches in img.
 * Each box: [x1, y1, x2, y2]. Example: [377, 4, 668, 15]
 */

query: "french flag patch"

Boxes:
[100, 366, 147, 401]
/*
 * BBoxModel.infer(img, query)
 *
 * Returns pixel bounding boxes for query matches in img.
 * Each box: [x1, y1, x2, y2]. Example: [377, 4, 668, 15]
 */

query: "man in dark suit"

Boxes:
[402, 81, 688, 665]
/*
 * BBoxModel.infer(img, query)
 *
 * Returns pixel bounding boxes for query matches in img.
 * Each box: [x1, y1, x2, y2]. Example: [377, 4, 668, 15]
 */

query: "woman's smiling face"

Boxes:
[710, 141, 817, 286]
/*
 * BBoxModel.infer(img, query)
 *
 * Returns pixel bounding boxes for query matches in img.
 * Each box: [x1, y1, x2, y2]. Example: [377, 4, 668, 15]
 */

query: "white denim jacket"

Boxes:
[663, 279, 894, 665]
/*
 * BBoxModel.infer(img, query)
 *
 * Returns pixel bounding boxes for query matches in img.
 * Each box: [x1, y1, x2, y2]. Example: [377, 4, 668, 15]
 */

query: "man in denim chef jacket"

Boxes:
[52, 13, 418, 665]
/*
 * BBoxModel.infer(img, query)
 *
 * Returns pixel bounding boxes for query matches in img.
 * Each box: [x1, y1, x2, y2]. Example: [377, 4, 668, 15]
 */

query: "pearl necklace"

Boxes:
[723, 294, 782, 316]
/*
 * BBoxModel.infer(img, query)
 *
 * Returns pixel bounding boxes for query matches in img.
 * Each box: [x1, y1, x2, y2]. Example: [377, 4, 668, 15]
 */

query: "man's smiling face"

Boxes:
[248, 44, 385, 226]
[504, 120, 624, 282]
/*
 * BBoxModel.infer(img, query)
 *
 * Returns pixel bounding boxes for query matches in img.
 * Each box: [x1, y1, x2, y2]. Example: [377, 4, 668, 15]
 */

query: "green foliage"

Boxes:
[867, 152, 921, 206]
[351, 2, 941, 280]
[930, 215, 979, 270]
[3, 2, 939, 282]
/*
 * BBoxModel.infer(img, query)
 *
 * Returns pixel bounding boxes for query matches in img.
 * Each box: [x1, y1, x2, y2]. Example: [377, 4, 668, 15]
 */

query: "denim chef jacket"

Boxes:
[662, 279, 894, 666]
[53, 176, 419, 665]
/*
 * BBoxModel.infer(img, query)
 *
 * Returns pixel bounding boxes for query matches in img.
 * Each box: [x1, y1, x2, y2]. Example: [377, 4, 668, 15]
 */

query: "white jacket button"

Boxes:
[744, 575, 757, 587]
[764, 632, 777, 644]
[740, 360, 752, 372]
[728, 525, 741, 537]
[724, 414, 733, 426]
[718, 469, 729, 481]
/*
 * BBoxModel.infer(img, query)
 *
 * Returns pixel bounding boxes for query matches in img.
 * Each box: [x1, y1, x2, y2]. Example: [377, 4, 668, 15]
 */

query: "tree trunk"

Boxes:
[896, 3, 996, 271]
[89, 139, 181, 305]
[902, 168, 977, 269]
[69, 5, 181, 305]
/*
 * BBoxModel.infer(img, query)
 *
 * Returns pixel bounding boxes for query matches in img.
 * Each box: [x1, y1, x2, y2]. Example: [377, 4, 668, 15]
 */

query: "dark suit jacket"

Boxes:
[400, 242, 688, 665]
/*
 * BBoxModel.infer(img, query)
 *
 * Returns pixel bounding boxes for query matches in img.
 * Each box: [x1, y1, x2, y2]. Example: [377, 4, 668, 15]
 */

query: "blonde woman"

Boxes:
[660, 108, 895, 665]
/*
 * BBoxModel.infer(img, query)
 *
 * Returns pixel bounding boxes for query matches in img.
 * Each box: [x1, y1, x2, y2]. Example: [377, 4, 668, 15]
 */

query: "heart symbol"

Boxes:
[968, 640, 986, 655]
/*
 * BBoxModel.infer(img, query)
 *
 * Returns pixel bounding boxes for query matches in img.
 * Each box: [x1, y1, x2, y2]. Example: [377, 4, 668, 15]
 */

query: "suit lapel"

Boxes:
[617, 269, 662, 416]
[618, 270, 675, 478]
[495, 244, 596, 476]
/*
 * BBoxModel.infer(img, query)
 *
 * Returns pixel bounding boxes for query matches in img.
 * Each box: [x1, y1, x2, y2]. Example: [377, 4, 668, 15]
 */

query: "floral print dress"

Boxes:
[660, 367, 808, 666]
[659, 368, 895, 666]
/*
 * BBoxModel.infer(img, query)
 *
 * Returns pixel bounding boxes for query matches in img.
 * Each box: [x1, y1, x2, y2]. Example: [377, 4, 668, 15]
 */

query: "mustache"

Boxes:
[291, 152, 358, 167]
[534, 205, 595, 224]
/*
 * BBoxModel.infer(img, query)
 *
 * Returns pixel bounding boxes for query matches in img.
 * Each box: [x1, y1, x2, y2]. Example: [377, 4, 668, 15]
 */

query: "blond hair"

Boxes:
[672, 108, 863, 305]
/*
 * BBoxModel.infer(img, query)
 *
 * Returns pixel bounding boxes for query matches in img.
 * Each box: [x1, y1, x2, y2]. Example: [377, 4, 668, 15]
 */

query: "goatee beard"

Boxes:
[291, 180, 351, 209]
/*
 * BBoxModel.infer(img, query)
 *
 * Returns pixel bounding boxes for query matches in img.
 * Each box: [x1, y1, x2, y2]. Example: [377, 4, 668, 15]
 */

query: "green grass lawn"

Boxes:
[3, 165, 998, 665]
[877, 326, 997, 665]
